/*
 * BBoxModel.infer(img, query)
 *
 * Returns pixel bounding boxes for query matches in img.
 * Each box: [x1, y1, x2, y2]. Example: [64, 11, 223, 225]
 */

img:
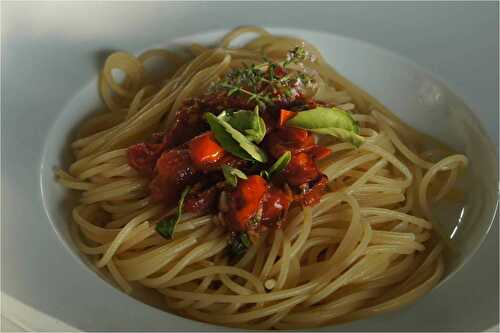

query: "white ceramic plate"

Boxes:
[2, 3, 498, 332]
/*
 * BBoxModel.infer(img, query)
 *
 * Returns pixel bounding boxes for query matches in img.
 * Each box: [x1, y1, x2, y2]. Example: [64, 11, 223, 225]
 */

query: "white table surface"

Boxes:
[2, 2, 498, 332]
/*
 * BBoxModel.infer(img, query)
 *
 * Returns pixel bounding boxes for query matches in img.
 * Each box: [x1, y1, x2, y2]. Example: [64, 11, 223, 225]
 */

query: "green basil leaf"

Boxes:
[267, 151, 292, 179]
[308, 127, 364, 147]
[205, 112, 268, 163]
[239, 233, 251, 248]
[221, 107, 267, 144]
[156, 186, 191, 239]
[204, 113, 254, 161]
[225, 232, 251, 262]
[286, 106, 363, 146]
[222, 165, 248, 187]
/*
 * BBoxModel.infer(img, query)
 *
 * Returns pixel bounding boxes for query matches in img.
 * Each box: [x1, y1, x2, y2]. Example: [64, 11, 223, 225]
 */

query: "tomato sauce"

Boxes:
[127, 94, 332, 238]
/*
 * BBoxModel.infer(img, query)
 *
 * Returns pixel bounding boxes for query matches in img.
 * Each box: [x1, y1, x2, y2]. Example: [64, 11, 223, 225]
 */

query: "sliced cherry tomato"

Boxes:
[261, 187, 292, 228]
[161, 99, 206, 149]
[127, 143, 163, 175]
[308, 145, 332, 161]
[296, 175, 329, 207]
[278, 109, 297, 127]
[265, 127, 315, 159]
[188, 132, 225, 168]
[225, 175, 268, 232]
[281, 152, 320, 186]
[150, 149, 196, 205]
[184, 186, 220, 215]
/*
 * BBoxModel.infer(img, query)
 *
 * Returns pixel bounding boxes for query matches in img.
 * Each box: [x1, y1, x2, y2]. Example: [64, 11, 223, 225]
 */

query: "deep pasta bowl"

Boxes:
[39, 28, 498, 330]
[2, 3, 498, 331]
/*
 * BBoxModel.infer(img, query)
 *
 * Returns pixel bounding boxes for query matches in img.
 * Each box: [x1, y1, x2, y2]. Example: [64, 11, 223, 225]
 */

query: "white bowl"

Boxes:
[2, 3, 498, 332]
[41, 27, 499, 330]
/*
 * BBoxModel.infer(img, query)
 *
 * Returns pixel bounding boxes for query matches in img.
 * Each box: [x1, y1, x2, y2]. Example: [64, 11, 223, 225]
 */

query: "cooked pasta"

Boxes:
[57, 26, 468, 329]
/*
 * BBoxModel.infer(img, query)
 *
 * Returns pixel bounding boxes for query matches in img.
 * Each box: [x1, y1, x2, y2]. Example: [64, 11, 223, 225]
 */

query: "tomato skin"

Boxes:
[184, 186, 220, 215]
[278, 109, 297, 127]
[261, 187, 292, 228]
[263, 126, 331, 209]
[149, 149, 196, 205]
[308, 145, 332, 161]
[127, 143, 164, 175]
[161, 99, 207, 149]
[281, 152, 319, 186]
[188, 132, 225, 168]
[296, 174, 329, 207]
[225, 175, 268, 232]
[265, 127, 315, 159]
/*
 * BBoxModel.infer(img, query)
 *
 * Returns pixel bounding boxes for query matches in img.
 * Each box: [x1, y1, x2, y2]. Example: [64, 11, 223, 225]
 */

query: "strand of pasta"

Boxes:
[58, 27, 469, 329]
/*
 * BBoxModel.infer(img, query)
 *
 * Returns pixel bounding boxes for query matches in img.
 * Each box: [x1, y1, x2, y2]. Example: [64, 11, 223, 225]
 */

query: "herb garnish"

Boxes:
[212, 46, 315, 108]
[204, 112, 268, 163]
[261, 151, 292, 180]
[225, 232, 252, 262]
[156, 186, 191, 239]
[286, 107, 364, 146]
[283, 46, 309, 67]
[268, 151, 292, 177]
[219, 107, 266, 144]
[222, 165, 248, 187]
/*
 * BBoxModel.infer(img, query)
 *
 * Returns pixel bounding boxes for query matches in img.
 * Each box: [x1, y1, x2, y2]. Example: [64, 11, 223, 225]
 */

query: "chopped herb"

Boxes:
[219, 107, 267, 144]
[266, 151, 292, 179]
[240, 233, 251, 247]
[156, 186, 191, 239]
[211, 46, 315, 108]
[205, 112, 268, 163]
[250, 205, 263, 228]
[204, 112, 252, 161]
[225, 232, 252, 262]
[283, 46, 309, 67]
[222, 165, 248, 187]
[220, 82, 273, 109]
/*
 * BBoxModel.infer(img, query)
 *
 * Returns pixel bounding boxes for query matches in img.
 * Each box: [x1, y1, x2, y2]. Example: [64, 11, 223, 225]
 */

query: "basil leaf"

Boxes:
[266, 151, 292, 179]
[221, 107, 267, 144]
[239, 232, 251, 247]
[204, 113, 253, 161]
[205, 112, 268, 163]
[222, 165, 248, 187]
[309, 127, 364, 147]
[156, 186, 191, 239]
[225, 232, 251, 261]
[287, 106, 359, 131]
[287, 106, 363, 146]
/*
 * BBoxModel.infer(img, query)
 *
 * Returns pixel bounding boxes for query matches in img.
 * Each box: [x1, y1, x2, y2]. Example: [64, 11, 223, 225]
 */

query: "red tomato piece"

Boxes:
[188, 132, 225, 168]
[265, 127, 316, 159]
[203, 154, 248, 173]
[161, 99, 207, 149]
[225, 175, 268, 232]
[296, 175, 329, 207]
[150, 149, 196, 205]
[281, 152, 320, 186]
[184, 186, 220, 215]
[278, 109, 297, 127]
[308, 145, 332, 161]
[261, 187, 293, 228]
[127, 143, 163, 175]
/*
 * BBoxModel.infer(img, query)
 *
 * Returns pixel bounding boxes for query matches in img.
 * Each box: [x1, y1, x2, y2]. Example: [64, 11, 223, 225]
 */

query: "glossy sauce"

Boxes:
[127, 94, 332, 237]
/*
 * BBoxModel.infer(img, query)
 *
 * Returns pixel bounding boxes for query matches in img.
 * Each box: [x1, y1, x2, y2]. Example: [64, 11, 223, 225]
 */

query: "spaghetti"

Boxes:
[57, 27, 468, 329]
